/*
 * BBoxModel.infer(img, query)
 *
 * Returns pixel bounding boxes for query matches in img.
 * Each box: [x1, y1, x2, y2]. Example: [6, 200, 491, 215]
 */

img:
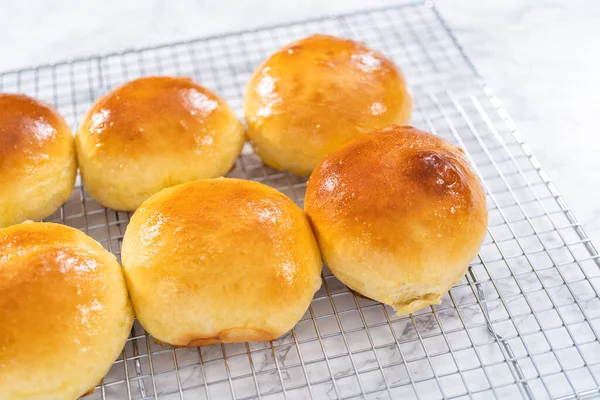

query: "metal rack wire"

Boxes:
[2, 2, 599, 399]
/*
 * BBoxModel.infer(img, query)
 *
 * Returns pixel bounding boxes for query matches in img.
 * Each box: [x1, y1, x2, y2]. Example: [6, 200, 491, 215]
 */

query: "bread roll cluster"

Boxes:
[0, 34, 487, 399]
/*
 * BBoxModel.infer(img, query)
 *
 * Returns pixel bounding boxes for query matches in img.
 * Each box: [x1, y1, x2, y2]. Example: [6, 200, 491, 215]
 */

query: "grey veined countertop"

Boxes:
[2, 1, 600, 399]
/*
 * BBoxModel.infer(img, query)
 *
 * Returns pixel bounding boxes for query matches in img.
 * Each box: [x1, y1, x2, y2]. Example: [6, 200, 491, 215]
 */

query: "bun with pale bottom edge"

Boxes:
[0, 93, 76, 228]
[304, 125, 488, 315]
[0, 222, 134, 399]
[121, 178, 322, 346]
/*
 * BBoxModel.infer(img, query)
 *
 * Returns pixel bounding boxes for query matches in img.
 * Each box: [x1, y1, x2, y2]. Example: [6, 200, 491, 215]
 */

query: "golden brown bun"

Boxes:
[244, 34, 412, 175]
[0, 222, 134, 399]
[305, 125, 488, 315]
[76, 76, 245, 211]
[0, 94, 76, 228]
[122, 178, 322, 346]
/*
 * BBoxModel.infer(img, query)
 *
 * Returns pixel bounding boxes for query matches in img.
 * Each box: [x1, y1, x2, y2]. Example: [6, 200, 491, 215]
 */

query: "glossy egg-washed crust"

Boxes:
[305, 125, 488, 314]
[244, 34, 412, 175]
[76, 76, 245, 211]
[0, 94, 76, 228]
[122, 178, 322, 346]
[0, 222, 134, 400]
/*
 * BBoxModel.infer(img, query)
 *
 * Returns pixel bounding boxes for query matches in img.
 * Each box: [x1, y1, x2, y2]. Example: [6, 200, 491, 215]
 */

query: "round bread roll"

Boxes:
[305, 125, 488, 315]
[244, 34, 412, 175]
[0, 93, 76, 228]
[76, 76, 245, 211]
[0, 222, 134, 399]
[122, 178, 322, 346]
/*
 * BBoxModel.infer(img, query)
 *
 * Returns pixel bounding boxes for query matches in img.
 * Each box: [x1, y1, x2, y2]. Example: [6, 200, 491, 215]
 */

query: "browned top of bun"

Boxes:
[244, 34, 412, 173]
[0, 93, 72, 174]
[77, 76, 238, 158]
[125, 178, 319, 305]
[305, 125, 487, 260]
[0, 222, 133, 398]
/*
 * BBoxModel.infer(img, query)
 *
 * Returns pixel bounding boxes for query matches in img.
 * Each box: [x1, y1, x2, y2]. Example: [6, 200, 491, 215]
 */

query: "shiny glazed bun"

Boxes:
[76, 76, 245, 211]
[0, 222, 134, 399]
[0, 94, 76, 228]
[244, 34, 412, 175]
[305, 125, 488, 315]
[121, 178, 322, 346]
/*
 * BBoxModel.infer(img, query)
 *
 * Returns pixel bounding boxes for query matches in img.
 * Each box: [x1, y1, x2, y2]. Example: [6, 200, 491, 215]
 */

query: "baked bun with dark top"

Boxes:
[76, 76, 245, 211]
[244, 34, 412, 175]
[304, 125, 488, 315]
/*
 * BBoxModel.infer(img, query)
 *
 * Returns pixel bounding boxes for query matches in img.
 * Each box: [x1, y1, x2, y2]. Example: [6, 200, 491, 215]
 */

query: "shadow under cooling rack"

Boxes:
[1, 2, 600, 400]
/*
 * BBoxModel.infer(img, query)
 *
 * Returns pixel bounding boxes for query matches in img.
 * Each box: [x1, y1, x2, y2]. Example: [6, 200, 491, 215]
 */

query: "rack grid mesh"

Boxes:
[2, 2, 599, 399]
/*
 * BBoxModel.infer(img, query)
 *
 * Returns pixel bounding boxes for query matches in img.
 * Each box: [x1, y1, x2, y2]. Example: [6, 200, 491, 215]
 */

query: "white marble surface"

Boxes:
[1, 0, 598, 247]
[437, 0, 600, 249]
[2, 1, 600, 398]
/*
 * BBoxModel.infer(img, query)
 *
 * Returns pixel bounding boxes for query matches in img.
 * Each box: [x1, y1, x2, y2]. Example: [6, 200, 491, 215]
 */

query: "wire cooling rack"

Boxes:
[2, 2, 599, 400]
